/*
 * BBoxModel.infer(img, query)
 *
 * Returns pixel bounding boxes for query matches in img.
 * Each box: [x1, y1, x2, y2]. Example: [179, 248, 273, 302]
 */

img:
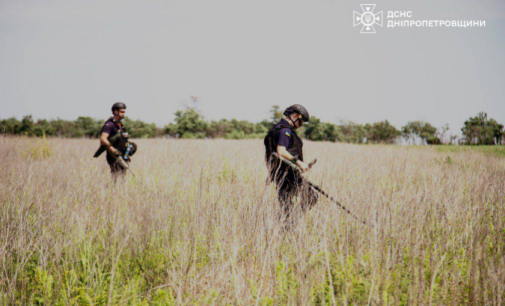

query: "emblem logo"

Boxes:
[353, 4, 383, 34]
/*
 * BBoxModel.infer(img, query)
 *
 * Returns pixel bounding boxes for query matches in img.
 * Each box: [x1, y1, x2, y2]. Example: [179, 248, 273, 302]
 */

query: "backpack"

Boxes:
[264, 121, 302, 181]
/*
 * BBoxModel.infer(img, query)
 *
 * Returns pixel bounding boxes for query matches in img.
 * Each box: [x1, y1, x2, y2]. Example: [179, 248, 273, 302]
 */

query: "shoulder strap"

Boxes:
[274, 121, 292, 131]
[264, 121, 294, 161]
[100, 117, 123, 134]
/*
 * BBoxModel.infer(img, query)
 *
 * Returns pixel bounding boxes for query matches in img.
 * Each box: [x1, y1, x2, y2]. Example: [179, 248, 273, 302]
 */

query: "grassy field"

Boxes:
[1, 137, 505, 305]
[408, 145, 505, 159]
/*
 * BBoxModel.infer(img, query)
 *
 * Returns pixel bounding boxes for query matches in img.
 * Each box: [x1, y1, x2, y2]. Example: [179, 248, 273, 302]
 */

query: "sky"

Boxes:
[1, 0, 504, 136]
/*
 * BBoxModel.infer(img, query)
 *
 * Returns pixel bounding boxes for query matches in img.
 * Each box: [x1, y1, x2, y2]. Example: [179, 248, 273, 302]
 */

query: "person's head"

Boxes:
[111, 102, 126, 121]
[284, 104, 309, 129]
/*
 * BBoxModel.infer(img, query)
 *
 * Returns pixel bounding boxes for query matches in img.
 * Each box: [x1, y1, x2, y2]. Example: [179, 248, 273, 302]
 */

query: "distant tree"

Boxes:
[32, 119, 56, 137]
[256, 119, 272, 134]
[51, 118, 78, 138]
[1, 115, 159, 139]
[461, 112, 504, 145]
[401, 121, 440, 145]
[124, 118, 159, 138]
[229, 119, 255, 135]
[224, 129, 246, 139]
[19, 115, 35, 135]
[164, 107, 207, 138]
[205, 118, 267, 139]
[0, 117, 21, 134]
[337, 120, 367, 143]
[439, 124, 450, 144]
[255, 120, 270, 134]
[450, 135, 459, 145]
[365, 120, 399, 144]
[304, 117, 342, 142]
[206, 119, 230, 138]
[75, 116, 102, 138]
[270, 105, 283, 123]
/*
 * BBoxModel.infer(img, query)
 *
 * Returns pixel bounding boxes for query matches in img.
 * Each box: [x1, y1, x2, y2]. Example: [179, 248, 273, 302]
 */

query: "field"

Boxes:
[1, 137, 505, 305]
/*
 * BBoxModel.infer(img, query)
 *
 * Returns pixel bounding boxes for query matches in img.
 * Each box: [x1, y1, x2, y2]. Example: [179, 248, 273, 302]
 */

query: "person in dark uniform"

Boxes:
[94, 102, 136, 181]
[264, 104, 318, 219]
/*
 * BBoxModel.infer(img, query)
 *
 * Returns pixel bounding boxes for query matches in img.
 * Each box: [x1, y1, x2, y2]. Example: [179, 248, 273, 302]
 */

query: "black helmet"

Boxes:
[111, 102, 126, 113]
[284, 104, 309, 122]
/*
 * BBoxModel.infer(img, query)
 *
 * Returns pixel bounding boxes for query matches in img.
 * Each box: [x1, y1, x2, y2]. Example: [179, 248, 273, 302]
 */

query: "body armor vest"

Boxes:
[264, 121, 304, 181]
[93, 117, 129, 158]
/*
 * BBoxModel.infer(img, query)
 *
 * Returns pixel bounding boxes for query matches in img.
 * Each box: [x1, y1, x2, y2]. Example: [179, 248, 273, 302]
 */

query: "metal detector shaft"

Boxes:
[272, 153, 367, 226]
[116, 156, 137, 177]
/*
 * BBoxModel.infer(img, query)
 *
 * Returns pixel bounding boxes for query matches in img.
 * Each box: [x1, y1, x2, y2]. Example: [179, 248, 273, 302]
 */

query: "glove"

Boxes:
[107, 146, 121, 158]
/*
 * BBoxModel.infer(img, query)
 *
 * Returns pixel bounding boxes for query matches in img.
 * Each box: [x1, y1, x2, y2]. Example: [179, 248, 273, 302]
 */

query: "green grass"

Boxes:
[406, 145, 505, 158]
[435, 145, 505, 158]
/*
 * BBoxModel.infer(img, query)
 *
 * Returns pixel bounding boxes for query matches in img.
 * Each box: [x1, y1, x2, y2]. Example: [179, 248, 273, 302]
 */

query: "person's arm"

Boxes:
[100, 123, 120, 156]
[276, 145, 309, 172]
[100, 132, 111, 147]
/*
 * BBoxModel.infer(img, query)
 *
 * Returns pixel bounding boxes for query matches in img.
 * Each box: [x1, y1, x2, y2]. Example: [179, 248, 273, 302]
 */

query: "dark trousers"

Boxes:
[275, 169, 318, 218]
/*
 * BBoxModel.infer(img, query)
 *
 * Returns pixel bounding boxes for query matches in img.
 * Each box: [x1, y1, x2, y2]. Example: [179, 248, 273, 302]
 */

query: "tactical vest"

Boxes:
[264, 121, 304, 180]
[93, 117, 130, 158]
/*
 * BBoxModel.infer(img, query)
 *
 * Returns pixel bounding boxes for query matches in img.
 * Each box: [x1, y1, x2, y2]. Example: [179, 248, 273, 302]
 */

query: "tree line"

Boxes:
[1, 106, 503, 145]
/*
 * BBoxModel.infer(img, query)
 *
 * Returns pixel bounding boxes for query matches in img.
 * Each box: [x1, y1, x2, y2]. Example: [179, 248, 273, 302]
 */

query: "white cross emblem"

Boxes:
[353, 4, 383, 34]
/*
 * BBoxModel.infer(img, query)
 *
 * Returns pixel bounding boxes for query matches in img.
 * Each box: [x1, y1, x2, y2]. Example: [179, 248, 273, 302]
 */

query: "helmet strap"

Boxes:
[287, 113, 301, 128]
[295, 113, 303, 124]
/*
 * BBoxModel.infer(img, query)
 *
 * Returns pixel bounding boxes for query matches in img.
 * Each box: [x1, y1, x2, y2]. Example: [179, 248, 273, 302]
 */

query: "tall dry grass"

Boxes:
[1, 136, 504, 305]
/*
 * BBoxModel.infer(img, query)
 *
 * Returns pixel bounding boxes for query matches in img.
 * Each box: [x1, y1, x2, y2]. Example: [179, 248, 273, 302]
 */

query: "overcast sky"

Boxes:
[1, 0, 504, 136]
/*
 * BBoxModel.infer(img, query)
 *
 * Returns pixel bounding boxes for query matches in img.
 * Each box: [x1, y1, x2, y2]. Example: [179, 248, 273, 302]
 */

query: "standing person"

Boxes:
[94, 102, 137, 181]
[264, 104, 318, 219]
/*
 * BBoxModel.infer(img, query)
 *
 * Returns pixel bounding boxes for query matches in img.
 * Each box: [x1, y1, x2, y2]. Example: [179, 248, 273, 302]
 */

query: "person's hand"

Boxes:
[113, 149, 122, 158]
[298, 161, 309, 173]
[108, 147, 121, 157]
